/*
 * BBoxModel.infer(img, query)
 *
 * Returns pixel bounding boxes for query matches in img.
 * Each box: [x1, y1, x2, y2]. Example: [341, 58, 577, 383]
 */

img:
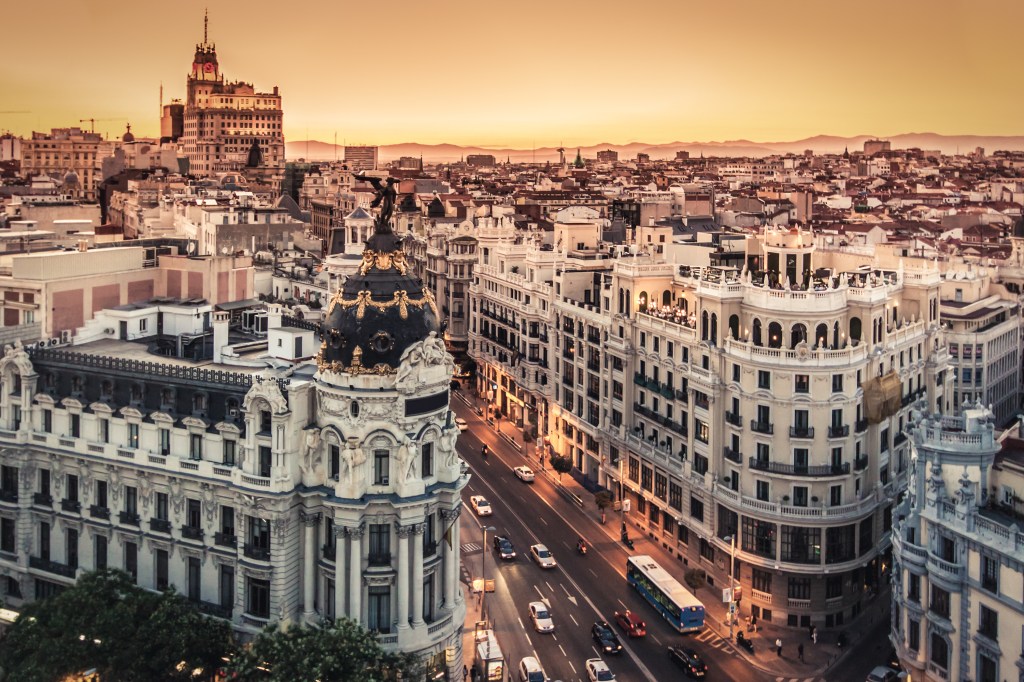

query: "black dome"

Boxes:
[318, 232, 439, 374]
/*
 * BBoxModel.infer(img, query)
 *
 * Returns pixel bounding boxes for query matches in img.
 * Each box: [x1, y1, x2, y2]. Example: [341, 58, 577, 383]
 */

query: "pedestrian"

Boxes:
[812, 628, 818, 645]
[798, 643, 804, 661]
[463, 665, 468, 681]
[808, 623, 814, 640]
[776, 638, 782, 657]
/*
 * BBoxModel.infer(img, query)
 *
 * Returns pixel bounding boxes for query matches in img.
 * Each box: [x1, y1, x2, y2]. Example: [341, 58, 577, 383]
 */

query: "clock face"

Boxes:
[203, 62, 214, 73]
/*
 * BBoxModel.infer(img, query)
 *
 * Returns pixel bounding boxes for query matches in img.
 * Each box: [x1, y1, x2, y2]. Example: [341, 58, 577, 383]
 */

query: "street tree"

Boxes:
[226, 618, 421, 682]
[0, 569, 235, 682]
[550, 455, 573, 481]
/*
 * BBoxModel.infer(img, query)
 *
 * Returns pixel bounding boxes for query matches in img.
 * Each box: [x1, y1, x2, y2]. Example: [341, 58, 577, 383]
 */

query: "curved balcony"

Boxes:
[748, 458, 849, 477]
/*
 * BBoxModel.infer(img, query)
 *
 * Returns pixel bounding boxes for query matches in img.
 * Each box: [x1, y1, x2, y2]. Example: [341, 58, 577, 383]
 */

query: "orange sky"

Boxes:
[1, 0, 1020, 147]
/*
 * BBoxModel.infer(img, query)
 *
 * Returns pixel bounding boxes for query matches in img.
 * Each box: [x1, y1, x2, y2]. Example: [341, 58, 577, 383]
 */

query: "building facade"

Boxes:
[890, 404, 1019, 682]
[20, 128, 104, 202]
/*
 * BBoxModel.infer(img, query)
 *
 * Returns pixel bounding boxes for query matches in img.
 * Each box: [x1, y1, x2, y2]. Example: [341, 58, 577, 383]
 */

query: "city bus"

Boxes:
[626, 555, 706, 633]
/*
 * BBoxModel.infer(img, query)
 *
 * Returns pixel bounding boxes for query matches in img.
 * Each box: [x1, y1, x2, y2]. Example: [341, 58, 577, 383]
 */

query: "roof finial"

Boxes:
[203, 8, 208, 45]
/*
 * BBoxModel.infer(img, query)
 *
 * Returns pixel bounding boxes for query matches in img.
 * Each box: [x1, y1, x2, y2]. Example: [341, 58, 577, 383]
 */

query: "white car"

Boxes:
[513, 465, 535, 482]
[585, 658, 615, 682]
[455, 417, 469, 432]
[469, 495, 492, 516]
[519, 656, 546, 682]
[529, 543, 557, 569]
[528, 601, 554, 633]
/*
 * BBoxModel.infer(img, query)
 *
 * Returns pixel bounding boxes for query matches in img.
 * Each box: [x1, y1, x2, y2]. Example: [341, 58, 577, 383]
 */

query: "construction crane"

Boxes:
[79, 118, 120, 134]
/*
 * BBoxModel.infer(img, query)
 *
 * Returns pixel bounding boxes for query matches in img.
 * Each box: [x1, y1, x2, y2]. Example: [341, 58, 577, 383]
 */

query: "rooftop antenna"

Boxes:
[203, 8, 208, 45]
[334, 132, 338, 161]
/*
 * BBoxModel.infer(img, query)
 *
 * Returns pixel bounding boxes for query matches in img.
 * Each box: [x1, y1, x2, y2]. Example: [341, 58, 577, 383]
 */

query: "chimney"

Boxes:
[267, 304, 283, 330]
[212, 311, 230, 364]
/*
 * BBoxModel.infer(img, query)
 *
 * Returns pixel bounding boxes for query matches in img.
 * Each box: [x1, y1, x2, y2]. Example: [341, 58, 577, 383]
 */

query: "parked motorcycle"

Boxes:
[735, 631, 754, 653]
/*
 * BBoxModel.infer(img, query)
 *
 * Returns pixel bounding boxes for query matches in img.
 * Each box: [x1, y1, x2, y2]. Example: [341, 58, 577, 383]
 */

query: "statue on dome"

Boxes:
[355, 175, 399, 234]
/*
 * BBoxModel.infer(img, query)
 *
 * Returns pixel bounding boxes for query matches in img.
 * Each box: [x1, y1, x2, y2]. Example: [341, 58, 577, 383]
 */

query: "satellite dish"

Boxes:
[187, 242, 196, 255]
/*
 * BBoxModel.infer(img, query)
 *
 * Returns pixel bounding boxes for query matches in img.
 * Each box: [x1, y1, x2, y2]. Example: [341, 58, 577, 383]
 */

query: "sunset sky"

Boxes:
[1, 0, 1020, 147]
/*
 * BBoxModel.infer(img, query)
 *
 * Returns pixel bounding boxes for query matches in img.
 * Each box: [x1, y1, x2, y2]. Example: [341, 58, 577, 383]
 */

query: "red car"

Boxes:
[614, 610, 647, 637]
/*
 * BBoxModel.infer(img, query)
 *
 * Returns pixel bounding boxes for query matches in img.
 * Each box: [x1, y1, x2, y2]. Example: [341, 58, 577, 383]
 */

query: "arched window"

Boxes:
[638, 291, 649, 314]
[752, 319, 763, 346]
[618, 288, 624, 314]
[710, 313, 718, 346]
[729, 314, 740, 340]
[832, 321, 840, 348]
[791, 324, 807, 349]
[678, 298, 688, 314]
[626, 289, 631, 316]
[929, 632, 949, 670]
[350, 400, 360, 418]
[662, 290, 671, 307]
[193, 393, 207, 414]
[701, 311, 709, 340]
[815, 323, 828, 349]
[850, 317, 862, 344]
[768, 322, 783, 349]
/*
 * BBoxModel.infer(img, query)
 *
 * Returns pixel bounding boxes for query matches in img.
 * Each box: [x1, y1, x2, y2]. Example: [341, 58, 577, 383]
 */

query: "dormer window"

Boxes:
[129, 384, 143, 405]
[100, 380, 114, 401]
[70, 376, 84, 396]
[161, 388, 175, 410]
[193, 393, 207, 415]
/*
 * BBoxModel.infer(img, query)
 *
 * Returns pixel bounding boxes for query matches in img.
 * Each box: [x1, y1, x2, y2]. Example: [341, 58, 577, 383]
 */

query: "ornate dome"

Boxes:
[317, 231, 440, 375]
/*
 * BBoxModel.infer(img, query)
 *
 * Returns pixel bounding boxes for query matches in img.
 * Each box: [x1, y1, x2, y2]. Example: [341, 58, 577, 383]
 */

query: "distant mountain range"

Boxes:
[284, 133, 1024, 164]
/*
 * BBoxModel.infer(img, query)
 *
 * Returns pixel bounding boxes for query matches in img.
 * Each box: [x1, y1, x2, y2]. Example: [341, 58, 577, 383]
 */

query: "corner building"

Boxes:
[553, 225, 950, 628]
[0, 231, 466, 679]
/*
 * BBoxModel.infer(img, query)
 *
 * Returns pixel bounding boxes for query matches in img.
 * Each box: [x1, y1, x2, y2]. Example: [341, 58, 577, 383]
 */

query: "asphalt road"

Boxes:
[453, 397, 774, 682]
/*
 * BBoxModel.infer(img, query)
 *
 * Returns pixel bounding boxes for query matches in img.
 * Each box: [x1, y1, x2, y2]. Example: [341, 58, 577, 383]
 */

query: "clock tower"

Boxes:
[189, 9, 221, 91]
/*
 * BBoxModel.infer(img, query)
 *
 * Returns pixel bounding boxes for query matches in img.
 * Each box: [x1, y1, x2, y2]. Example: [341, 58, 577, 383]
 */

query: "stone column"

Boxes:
[441, 507, 460, 609]
[300, 511, 320, 619]
[334, 524, 346, 619]
[411, 522, 425, 626]
[396, 523, 412, 630]
[347, 523, 364, 621]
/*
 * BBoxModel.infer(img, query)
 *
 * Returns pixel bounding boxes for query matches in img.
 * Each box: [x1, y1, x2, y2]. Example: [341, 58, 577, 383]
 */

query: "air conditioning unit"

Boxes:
[60, 330, 71, 343]
[49, 338, 60, 346]
[36, 340, 47, 350]
[104, 328, 115, 335]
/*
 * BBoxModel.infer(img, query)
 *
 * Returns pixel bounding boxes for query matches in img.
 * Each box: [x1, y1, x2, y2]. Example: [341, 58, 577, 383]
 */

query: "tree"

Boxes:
[550, 455, 573, 481]
[594, 491, 613, 523]
[226, 618, 421, 682]
[0, 569, 235, 682]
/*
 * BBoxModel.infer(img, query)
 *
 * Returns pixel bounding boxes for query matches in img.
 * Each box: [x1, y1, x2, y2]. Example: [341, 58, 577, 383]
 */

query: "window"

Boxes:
[125, 541, 138, 582]
[374, 449, 390, 484]
[188, 557, 201, 602]
[0, 517, 15, 553]
[248, 517, 270, 551]
[930, 632, 948, 669]
[981, 555, 998, 593]
[156, 549, 169, 590]
[223, 439, 236, 466]
[978, 652, 997, 682]
[826, 575, 843, 599]
[830, 484, 842, 506]
[693, 453, 708, 475]
[186, 498, 201, 530]
[220, 506, 235, 537]
[668, 482, 682, 511]
[641, 466, 653, 491]
[741, 518, 776, 558]
[417, 442, 434, 478]
[70, 413, 80, 438]
[906, 617, 919, 651]
[125, 486, 138, 516]
[732, 364, 740, 382]
[127, 423, 139, 448]
[859, 517, 873, 556]
[978, 604, 998, 639]
[66, 474, 79, 503]
[247, 577, 270, 618]
[825, 525, 855, 564]
[95, 535, 107, 571]
[159, 428, 170, 455]
[369, 524, 390, 563]
[190, 433, 203, 460]
[756, 480, 770, 501]
[42, 409, 52, 433]
[155, 492, 169, 521]
[930, 585, 950, 618]
[690, 496, 704, 522]
[220, 566, 234, 611]
[259, 410, 271, 433]
[781, 526, 820, 563]
[98, 418, 109, 443]
[907, 574, 920, 603]
[794, 374, 809, 393]
[788, 577, 810, 599]
[95, 480, 108, 510]
[259, 446, 272, 477]
[751, 567, 772, 593]
[758, 370, 771, 389]
[367, 586, 391, 633]
[832, 374, 843, 393]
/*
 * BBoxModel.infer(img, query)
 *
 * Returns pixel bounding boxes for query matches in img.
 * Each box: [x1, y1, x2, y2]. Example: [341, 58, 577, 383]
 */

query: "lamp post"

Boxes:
[724, 534, 737, 640]
[481, 525, 496, 621]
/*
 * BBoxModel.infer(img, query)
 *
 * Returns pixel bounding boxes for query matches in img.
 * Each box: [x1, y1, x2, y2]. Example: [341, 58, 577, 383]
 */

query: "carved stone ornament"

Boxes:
[395, 331, 455, 394]
[0, 340, 34, 376]
[243, 369, 289, 414]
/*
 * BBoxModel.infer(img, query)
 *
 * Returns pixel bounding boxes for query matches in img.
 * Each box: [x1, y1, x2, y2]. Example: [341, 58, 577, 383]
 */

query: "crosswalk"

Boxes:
[461, 542, 482, 553]
[694, 627, 735, 654]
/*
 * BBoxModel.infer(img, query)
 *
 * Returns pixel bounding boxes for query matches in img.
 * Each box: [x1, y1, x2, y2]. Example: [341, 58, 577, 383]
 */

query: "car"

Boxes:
[885, 647, 903, 672]
[866, 666, 898, 682]
[613, 610, 646, 637]
[455, 417, 469, 432]
[528, 601, 554, 633]
[668, 647, 707, 678]
[585, 658, 615, 682]
[513, 465, 535, 482]
[469, 495, 492, 516]
[529, 543, 557, 569]
[493, 535, 516, 560]
[591, 621, 623, 655]
[518, 656, 545, 682]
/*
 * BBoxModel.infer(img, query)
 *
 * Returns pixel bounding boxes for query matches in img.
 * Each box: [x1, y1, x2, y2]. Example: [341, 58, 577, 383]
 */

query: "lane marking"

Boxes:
[545, 581, 554, 593]
[569, 613, 579, 627]
[651, 634, 662, 646]
[534, 585, 546, 600]
[558, 644, 567, 658]
[617, 599, 628, 610]
[567, 661, 576, 674]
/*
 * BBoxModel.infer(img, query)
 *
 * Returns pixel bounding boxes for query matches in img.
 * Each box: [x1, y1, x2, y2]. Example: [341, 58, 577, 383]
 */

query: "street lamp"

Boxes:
[481, 525, 496, 621]
[724, 535, 737, 640]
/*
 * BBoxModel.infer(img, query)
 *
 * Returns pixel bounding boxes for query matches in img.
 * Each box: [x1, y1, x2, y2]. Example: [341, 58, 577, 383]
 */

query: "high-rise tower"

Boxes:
[180, 11, 284, 176]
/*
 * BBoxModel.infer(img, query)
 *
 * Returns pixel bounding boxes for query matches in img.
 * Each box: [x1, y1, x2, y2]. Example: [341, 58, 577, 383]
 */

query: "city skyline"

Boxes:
[1, 0, 1022, 147]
